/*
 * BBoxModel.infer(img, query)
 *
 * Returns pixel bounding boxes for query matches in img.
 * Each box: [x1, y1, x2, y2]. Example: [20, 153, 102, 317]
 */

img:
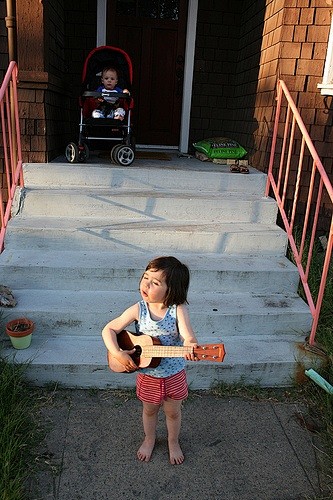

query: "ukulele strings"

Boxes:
[141, 346, 193, 358]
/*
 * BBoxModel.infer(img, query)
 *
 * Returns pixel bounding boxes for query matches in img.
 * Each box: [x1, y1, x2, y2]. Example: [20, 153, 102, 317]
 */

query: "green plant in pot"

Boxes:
[5, 318, 34, 349]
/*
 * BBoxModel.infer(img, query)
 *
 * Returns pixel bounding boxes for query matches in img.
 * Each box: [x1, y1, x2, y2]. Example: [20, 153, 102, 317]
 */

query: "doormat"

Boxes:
[135, 151, 171, 160]
[98, 150, 172, 160]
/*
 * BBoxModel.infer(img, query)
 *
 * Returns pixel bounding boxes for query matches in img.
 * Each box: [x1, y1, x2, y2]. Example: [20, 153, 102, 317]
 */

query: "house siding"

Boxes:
[190, 0, 332, 231]
[0, 0, 332, 230]
[63, 0, 97, 143]
[255, 0, 333, 231]
[190, 0, 243, 146]
[16, 0, 96, 162]
[0, 1, 8, 81]
[0, 0, 8, 209]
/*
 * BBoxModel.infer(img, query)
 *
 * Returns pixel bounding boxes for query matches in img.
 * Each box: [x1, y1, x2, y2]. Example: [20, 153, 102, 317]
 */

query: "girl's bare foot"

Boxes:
[137, 438, 155, 462]
[168, 441, 184, 465]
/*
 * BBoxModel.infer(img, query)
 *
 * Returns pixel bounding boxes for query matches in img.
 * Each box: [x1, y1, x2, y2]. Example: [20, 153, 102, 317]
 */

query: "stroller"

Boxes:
[65, 46, 135, 166]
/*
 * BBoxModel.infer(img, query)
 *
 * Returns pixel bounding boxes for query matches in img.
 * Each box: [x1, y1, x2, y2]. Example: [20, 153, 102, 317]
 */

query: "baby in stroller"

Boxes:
[92, 66, 130, 120]
[65, 45, 135, 166]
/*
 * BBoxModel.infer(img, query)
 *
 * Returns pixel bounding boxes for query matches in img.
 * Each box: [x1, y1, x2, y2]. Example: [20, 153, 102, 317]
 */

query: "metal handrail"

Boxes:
[0, 61, 23, 253]
[266, 79, 333, 345]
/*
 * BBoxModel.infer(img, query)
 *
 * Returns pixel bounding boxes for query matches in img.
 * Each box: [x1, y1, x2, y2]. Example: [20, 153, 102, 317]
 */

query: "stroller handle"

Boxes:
[83, 91, 131, 99]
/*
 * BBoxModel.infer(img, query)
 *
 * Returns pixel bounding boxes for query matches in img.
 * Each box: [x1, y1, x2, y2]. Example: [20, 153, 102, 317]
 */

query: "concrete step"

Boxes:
[23, 162, 267, 195]
[3, 289, 312, 338]
[0, 333, 319, 389]
[0, 250, 300, 294]
[0, 160, 315, 388]
[20, 188, 277, 223]
[5, 217, 288, 255]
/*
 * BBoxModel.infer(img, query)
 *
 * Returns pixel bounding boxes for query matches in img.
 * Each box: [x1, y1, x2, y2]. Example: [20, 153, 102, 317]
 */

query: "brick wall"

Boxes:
[190, 0, 332, 231]
[190, 0, 280, 157]
[251, 0, 332, 231]
[230, 0, 268, 157]
[44, 0, 68, 160]
[18, 75, 48, 163]
[45, 0, 66, 77]
[16, 0, 61, 162]
[251, 0, 285, 168]
[190, 0, 243, 148]
[45, 0, 97, 160]
[16, 0, 96, 162]
[64, 0, 98, 144]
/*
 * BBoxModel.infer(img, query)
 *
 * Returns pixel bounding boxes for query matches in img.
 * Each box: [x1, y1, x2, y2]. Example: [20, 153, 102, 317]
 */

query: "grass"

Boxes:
[289, 229, 333, 494]
[289, 230, 333, 352]
[292, 231, 333, 460]
[0, 354, 42, 500]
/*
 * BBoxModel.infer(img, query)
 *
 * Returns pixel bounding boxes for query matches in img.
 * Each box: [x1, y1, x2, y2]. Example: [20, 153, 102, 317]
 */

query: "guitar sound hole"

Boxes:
[134, 345, 142, 357]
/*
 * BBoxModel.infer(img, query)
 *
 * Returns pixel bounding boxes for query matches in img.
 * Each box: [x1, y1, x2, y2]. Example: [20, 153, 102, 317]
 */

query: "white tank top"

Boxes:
[136, 300, 185, 378]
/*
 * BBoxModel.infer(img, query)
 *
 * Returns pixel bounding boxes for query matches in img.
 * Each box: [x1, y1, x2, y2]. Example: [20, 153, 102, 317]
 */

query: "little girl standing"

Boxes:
[102, 256, 198, 465]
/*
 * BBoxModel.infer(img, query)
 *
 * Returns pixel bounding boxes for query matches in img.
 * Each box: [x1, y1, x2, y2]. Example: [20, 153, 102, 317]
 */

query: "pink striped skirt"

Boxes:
[136, 369, 188, 405]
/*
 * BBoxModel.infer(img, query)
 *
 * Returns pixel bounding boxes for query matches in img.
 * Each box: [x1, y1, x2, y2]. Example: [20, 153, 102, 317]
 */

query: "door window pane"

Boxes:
[116, 0, 136, 15]
[116, 0, 179, 20]
[160, 0, 179, 20]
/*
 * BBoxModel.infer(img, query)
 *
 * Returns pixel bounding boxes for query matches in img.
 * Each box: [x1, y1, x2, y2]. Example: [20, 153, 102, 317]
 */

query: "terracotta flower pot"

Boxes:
[6, 318, 34, 349]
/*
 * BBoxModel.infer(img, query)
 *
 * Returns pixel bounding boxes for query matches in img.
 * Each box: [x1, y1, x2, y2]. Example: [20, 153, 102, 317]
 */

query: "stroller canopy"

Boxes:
[81, 46, 133, 93]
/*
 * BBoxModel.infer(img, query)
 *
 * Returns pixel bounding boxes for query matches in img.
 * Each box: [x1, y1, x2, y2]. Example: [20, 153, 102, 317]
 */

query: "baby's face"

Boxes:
[101, 70, 118, 90]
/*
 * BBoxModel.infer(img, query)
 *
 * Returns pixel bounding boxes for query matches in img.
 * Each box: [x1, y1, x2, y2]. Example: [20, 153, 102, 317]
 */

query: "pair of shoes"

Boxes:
[114, 107, 125, 120]
[92, 109, 105, 118]
[229, 164, 249, 174]
[230, 164, 240, 172]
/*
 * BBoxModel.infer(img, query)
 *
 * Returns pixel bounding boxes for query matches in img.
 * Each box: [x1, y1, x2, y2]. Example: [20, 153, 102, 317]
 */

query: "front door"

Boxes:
[106, 0, 188, 146]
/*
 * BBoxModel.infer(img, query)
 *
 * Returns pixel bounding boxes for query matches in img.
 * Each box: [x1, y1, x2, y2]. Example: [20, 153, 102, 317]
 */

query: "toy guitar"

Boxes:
[107, 330, 226, 373]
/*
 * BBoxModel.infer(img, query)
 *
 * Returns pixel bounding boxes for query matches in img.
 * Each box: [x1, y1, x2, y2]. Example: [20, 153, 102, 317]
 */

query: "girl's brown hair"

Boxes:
[143, 256, 190, 307]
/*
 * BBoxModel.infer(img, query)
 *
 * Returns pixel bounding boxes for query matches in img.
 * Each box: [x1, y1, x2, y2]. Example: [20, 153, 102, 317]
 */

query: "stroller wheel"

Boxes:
[65, 142, 79, 163]
[111, 144, 122, 164]
[112, 144, 135, 166]
[78, 143, 90, 162]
